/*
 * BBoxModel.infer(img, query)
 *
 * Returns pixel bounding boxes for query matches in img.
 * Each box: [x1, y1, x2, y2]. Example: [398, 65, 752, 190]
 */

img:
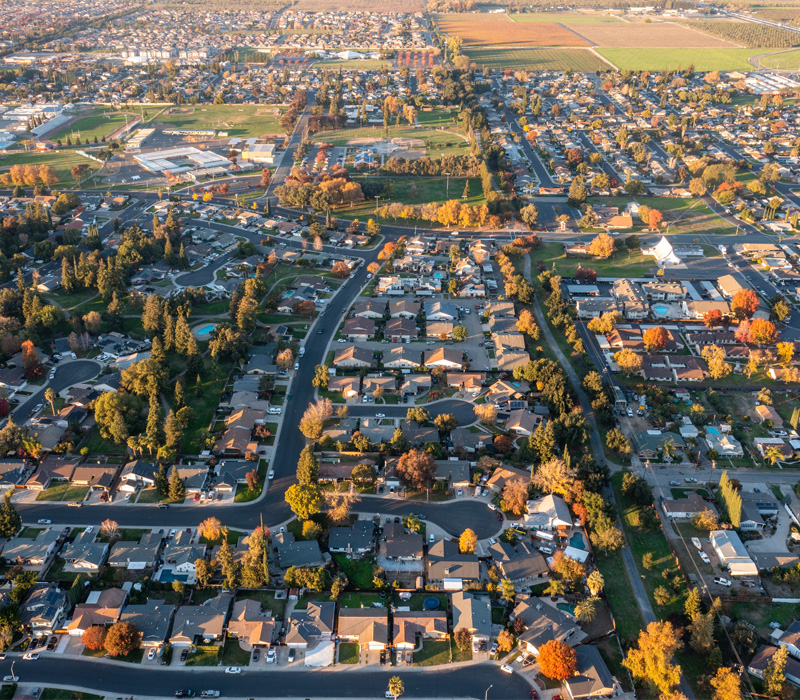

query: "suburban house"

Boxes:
[565, 645, 618, 700]
[170, 592, 233, 646]
[384, 347, 422, 370]
[710, 530, 758, 576]
[337, 608, 389, 650]
[108, 532, 161, 570]
[329, 377, 360, 399]
[119, 460, 157, 491]
[160, 530, 206, 583]
[749, 645, 800, 687]
[427, 539, 480, 589]
[423, 347, 464, 370]
[274, 531, 325, 569]
[67, 588, 127, 635]
[333, 345, 374, 369]
[392, 611, 448, 650]
[661, 493, 716, 520]
[342, 318, 376, 342]
[328, 521, 375, 557]
[61, 529, 109, 572]
[705, 432, 744, 458]
[377, 522, 424, 574]
[286, 601, 336, 649]
[487, 541, 549, 587]
[504, 409, 543, 437]
[20, 585, 68, 636]
[450, 591, 492, 643]
[119, 599, 176, 648]
[511, 597, 585, 655]
[2, 528, 61, 567]
[524, 494, 573, 532]
[485, 466, 529, 494]
[227, 599, 275, 650]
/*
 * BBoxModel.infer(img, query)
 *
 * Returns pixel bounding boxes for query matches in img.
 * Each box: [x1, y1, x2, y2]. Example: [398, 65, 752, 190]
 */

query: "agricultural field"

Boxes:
[684, 19, 800, 48]
[292, 0, 424, 9]
[572, 20, 739, 48]
[464, 47, 610, 71]
[754, 7, 800, 24]
[759, 48, 800, 69]
[435, 13, 589, 47]
[155, 104, 287, 137]
[50, 108, 140, 143]
[510, 11, 622, 22]
[598, 48, 763, 71]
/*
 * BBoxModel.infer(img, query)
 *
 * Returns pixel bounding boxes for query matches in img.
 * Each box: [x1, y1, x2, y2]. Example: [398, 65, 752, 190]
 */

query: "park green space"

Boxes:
[530, 241, 656, 278]
[156, 104, 287, 137]
[50, 108, 139, 142]
[510, 12, 621, 22]
[464, 48, 609, 72]
[313, 59, 393, 69]
[598, 48, 763, 71]
[758, 48, 800, 69]
[0, 149, 101, 185]
[311, 125, 468, 157]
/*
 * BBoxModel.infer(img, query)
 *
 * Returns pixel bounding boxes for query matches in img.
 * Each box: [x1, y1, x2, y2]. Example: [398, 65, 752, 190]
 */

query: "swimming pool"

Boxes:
[707, 427, 720, 436]
[653, 304, 669, 317]
[569, 532, 586, 550]
[557, 603, 576, 616]
[197, 323, 217, 335]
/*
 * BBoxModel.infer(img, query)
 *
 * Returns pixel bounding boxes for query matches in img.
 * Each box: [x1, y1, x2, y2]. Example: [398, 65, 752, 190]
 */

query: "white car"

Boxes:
[268, 470, 275, 480]
[266, 648, 275, 663]
[23, 653, 39, 660]
[148, 648, 157, 661]
[293, 363, 300, 371]
[456, 489, 462, 497]
[224, 667, 242, 674]
[337, 339, 347, 343]
[714, 576, 732, 587]
[376, 413, 385, 418]
[699, 552, 710, 564]
[86, 525, 93, 533]
[124, 493, 132, 501]
[500, 663, 514, 674]
[37, 519, 51, 524]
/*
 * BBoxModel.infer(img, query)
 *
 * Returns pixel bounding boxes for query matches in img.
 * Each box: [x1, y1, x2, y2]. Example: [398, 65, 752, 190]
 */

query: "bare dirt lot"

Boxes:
[572, 21, 740, 48]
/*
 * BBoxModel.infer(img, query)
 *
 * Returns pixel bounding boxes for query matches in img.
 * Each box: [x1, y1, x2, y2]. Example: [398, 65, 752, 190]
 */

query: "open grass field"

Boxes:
[313, 59, 393, 69]
[50, 109, 139, 142]
[758, 48, 800, 69]
[310, 125, 468, 156]
[156, 105, 287, 137]
[573, 21, 739, 48]
[465, 47, 609, 71]
[510, 11, 622, 22]
[598, 48, 763, 71]
[530, 242, 656, 279]
[0, 149, 101, 185]
[436, 13, 589, 47]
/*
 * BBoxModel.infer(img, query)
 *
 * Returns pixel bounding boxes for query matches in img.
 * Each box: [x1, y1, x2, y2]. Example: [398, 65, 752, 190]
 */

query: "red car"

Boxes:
[530, 691, 539, 700]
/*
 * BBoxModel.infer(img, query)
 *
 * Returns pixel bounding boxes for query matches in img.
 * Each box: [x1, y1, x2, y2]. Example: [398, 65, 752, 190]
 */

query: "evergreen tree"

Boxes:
[168, 467, 185, 501]
[164, 410, 184, 454]
[532, 420, 556, 464]
[296, 445, 319, 485]
[155, 465, 168, 497]
[163, 315, 175, 351]
[217, 534, 240, 589]
[0, 491, 21, 537]
[106, 292, 123, 331]
[174, 380, 185, 409]
[61, 257, 76, 294]
[568, 175, 587, 208]
[145, 394, 164, 449]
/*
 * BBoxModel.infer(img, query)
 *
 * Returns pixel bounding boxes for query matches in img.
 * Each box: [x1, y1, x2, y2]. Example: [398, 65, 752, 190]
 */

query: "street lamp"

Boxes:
[485, 685, 493, 700]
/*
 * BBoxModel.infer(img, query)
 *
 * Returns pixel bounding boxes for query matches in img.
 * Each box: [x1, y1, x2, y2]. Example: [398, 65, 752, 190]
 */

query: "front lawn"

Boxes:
[221, 638, 250, 667]
[35, 483, 71, 501]
[338, 642, 360, 664]
[185, 645, 221, 666]
[413, 640, 450, 666]
[234, 459, 268, 502]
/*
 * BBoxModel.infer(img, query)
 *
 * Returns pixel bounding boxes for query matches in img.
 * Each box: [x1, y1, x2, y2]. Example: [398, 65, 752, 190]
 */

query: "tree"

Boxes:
[396, 449, 436, 490]
[574, 596, 599, 623]
[517, 309, 540, 339]
[104, 622, 141, 657]
[703, 309, 723, 329]
[764, 644, 788, 697]
[168, 467, 185, 501]
[284, 483, 322, 521]
[589, 232, 614, 258]
[710, 667, 742, 700]
[434, 413, 457, 433]
[352, 462, 376, 487]
[454, 627, 473, 651]
[532, 458, 577, 499]
[497, 629, 515, 652]
[701, 345, 732, 380]
[520, 204, 539, 228]
[406, 407, 430, 423]
[452, 325, 467, 342]
[648, 208, 663, 230]
[502, 479, 528, 515]
[587, 570, 605, 596]
[296, 446, 319, 485]
[299, 399, 333, 440]
[693, 508, 719, 531]
[459, 528, 477, 554]
[474, 403, 497, 426]
[568, 175, 587, 208]
[388, 676, 404, 700]
[0, 491, 21, 537]
[643, 326, 669, 353]
[623, 621, 682, 695]
[82, 625, 107, 651]
[332, 261, 351, 278]
[590, 518, 624, 552]
[217, 535, 240, 589]
[195, 558, 214, 588]
[689, 609, 715, 654]
[100, 519, 119, 540]
[750, 318, 777, 346]
[731, 289, 759, 321]
[614, 348, 642, 376]
[312, 364, 330, 390]
[538, 639, 577, 681]
[199, 517, 223, 542]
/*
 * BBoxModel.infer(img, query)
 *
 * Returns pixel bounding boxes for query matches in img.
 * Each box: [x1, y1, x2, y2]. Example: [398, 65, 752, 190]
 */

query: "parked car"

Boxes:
[37, 519, 51, 524]
[288, 649, 295, 663]
[699, 552, 710, 564]
[500, 663, 514, 674]
[180, 649, 189, 662]
[252, 650, 259, 662]
[268, 470, 275, 480]
[224, 667, 242, 674]
[669, 480, 680, 486]
[174, 691, 194, 697]
[266, 648, 275, 663]
[200, 692, 220, 698]
[148, 648, 157, 660]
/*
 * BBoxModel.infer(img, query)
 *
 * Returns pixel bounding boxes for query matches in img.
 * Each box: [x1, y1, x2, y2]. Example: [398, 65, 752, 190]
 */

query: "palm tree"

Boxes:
[44, 387, 56, 416]
[587, 570, 605, 596]
[388, 676, 404, 700]
[574, 597, 599, 623]
[544, 579, 565, 599]
[765, 446, 783, 467]
[404, 515, 422, 534]
[661, 438, 676, 462]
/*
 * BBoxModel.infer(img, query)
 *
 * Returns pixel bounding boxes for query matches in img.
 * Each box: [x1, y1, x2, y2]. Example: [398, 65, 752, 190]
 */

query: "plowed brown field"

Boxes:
[436, 13, 590, 47]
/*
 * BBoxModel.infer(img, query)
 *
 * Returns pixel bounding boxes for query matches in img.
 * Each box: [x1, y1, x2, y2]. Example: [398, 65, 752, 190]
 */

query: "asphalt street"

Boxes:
[0, 656, 530, 699]
[347, 399, 476, 424]
[12, 360, 101, 420]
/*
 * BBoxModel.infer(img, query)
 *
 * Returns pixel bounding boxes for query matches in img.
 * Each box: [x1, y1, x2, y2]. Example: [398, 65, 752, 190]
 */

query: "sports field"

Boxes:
[310, 126, 468, 156]
[156, 105, 287, 137]
[50, 109, 139, 142]
[0, 149, 101, 184]
[465, 48, 610, 71]
[313, 59, 393, 69]
[510, 12, 621, 23]
[757, 48, 800, 69]
[598, 48, 762, 71]
[573, 21, 738, 48]
[436, 13, 589, 47]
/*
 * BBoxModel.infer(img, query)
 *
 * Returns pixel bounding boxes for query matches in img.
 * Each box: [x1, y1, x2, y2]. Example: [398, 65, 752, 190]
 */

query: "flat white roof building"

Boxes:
[710, 530, 758, 576]
[134, 147, 231, 174]
[241, 143, 276, 165]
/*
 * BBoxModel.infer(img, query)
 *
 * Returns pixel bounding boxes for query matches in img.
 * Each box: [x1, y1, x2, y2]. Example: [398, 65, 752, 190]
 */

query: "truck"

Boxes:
[200, 692, 220, 698]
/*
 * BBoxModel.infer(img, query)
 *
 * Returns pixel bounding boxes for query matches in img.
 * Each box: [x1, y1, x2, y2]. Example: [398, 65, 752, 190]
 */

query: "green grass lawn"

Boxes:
[332, 553, 376, 589]
[185, 645, 221, 667]
[310, 125, 469, 157]
[530, 242, 655, 279]
[338, 642, 360, 664]
[759, 49, 800, 69]
[0, 149, 101, 186]
[182, 359, 233, 454]
[314, 59, 392, 69]
[50, 108, 139, 142]
[155, 104, 288, 137]
[413, 640, 450, 666]
[35, 483, 72, 501]
[464, 47, 609, 71]
[98, 528, 150, 543]
[18, 527, 43, 539]
[340, 592, 386, 608]
[595, 547, 645, 644]
[80, 426, 127, 455]
[82, 647, 144, 663]
[451, 638, 472, 663]
[598, 48, 763, 71]
[393, 592, 447, 612]
[45, 289, 100, 310]
[234, 459, 267, 503]
[221, 638, 251, 666]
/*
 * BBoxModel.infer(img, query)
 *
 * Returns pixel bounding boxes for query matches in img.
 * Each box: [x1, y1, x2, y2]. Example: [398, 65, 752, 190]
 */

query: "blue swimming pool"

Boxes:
[707, 427, 720, 436]
[197, 323, 217, 335]
[653, 304, 669, 317]
[557, 603, 576, 616]
[569, 532, 586, 550]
